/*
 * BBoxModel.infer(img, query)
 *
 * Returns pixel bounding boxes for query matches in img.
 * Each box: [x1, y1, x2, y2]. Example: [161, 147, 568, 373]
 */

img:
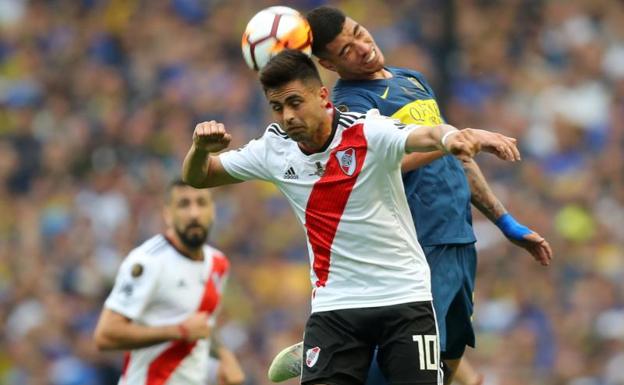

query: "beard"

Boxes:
[175, 222, 209, 250]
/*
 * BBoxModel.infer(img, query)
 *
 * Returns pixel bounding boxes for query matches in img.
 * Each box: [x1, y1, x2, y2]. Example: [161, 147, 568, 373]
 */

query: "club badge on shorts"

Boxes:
[305, 346, 321, 368]
[336, 148, 356, 176]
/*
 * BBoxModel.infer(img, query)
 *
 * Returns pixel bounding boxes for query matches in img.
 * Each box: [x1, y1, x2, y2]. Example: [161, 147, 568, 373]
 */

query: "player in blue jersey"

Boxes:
[268, 6, 553, 385]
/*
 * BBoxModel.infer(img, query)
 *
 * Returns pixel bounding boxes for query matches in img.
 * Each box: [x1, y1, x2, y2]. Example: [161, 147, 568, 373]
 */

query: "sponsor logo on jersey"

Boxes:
[336, 148, 356, 176]
[305, 346, 321, 367]
[120, 282, 134, 296]
[308, 161, 325, 177]
[380, 86, 390, 99]
[391, 99, 443, 126]
[283, 166, 298, 179]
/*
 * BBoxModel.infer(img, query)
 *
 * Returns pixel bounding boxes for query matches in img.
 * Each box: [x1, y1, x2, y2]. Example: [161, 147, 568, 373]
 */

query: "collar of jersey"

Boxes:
[163, 234, 204, 262]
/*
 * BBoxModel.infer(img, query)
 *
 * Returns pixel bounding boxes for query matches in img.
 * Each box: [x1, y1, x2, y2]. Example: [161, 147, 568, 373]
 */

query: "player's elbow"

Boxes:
[181, 168, 212, 189]
[181, 174, 205, 189]
[93, 326, 119, 351]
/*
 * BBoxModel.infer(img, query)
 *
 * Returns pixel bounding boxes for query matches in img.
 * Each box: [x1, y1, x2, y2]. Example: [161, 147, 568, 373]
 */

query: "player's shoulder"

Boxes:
[263, 122, 289, 141]
[337, 110, 366, 128]
[203, 244, 230, 274]
[390, 66, 427, 80]
[126, 234, 171, 264]
[333, 79, 378, 97]
[390, 66, 433, 90]
[361, 109, 408, 130]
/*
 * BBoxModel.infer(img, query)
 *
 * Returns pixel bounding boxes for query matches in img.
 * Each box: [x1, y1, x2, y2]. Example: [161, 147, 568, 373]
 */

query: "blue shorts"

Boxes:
[424, 243, 476, 360]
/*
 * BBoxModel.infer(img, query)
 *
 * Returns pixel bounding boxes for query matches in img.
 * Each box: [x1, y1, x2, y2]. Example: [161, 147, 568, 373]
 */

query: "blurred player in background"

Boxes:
[182, 50, 521, 385]
[268, 6, 553, 385]
[93, 180, 244, 385]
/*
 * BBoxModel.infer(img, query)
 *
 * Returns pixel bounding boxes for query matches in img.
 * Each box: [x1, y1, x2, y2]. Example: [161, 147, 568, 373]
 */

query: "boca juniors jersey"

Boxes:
[333, 67, 476, 247]
[219, 109, 432, 313]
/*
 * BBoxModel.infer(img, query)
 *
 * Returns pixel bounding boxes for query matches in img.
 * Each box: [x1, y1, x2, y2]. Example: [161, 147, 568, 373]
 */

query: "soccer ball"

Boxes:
[241, 6, 313, 71]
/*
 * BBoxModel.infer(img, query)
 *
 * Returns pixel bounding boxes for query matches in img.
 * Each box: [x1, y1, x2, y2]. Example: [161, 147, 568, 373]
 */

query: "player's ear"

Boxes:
[319, 86, 329, 101]
[318, 58, 336, 72]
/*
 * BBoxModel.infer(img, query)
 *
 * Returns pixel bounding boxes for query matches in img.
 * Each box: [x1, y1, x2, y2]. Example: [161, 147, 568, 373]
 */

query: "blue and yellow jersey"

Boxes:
[333, 67, 476, 246]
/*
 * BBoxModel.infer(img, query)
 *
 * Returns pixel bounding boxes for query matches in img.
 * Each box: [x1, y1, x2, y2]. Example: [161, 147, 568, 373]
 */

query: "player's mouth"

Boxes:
[286, 125, 305, 133]
[364, 48, 376, 64]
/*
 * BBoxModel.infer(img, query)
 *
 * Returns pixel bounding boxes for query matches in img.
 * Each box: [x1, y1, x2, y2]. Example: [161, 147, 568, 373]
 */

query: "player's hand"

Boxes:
[193, 121, 232, 153]
[446, 128, 520, 162]
[217, 347, 246, 385]
[179, 311, 212, 341]
[510, 231, 553, 266]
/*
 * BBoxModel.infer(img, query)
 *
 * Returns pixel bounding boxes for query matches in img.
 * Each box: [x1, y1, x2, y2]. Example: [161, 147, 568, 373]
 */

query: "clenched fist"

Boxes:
[179, 311, 212, 341]
[193, 121, 232, 153]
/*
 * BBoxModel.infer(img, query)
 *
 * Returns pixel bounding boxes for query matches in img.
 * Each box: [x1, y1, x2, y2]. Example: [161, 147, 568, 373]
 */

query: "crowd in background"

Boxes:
[0, 0, 623, 384]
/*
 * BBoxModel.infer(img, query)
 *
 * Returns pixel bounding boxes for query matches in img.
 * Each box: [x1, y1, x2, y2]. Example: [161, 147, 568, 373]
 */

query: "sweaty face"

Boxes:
[266, 80, 329, 144]
[320, 17, 385, 80]
[166, 186, 213, 250]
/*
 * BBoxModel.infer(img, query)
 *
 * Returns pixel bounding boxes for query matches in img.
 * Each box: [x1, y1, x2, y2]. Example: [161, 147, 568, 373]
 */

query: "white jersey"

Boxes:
[104, 234, 229, 385]
[220, 109, 431, 313]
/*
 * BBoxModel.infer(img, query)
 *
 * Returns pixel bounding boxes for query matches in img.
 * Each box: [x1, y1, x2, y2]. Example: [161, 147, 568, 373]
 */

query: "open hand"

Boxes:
[510, 231, 553, 267]
[446, 128, 520, 162]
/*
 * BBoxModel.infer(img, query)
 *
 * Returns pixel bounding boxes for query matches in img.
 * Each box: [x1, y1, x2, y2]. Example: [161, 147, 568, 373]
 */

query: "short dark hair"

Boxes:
[306, 6, 346, 57]
[259, 49, 322, 92]
[165, 178, 210, 203]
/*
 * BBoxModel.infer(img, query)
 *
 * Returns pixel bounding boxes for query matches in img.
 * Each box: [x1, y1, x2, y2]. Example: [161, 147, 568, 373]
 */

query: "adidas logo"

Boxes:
[283, 167, 298, 179]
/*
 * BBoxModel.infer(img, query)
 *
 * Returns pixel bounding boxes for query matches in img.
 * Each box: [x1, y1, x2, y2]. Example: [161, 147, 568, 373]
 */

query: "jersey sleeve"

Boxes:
[104, 251, 162, 320]
[363, 110, 416, 169]
[219, 134, 272, 182]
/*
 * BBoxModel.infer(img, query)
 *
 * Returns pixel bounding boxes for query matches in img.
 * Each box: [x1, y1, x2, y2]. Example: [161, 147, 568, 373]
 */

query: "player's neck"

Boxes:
[165, 232, 204, 261]
[298, 116, 334, 154]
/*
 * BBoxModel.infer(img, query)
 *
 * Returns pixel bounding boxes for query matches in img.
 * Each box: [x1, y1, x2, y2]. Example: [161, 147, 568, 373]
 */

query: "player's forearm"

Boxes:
[401, 151, 445, 172]
[405, 124, 457, 153]
[95, 322, 182, 351]
[464, 158, 507, 222]
[182, 144, 213, 188]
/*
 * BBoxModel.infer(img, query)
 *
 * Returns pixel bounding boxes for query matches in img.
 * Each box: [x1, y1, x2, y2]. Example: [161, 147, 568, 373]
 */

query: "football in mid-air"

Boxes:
[241, 6, 312, 71]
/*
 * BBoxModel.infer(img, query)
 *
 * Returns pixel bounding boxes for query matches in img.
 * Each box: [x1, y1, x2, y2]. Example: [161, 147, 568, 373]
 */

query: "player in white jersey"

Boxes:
[93, 180, 244, 385]
[182, 50, 520, 385]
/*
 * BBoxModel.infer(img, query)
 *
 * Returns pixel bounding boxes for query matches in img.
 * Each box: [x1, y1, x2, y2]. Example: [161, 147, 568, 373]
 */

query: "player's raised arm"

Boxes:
[405, 125, 521, 162]
[182, 121, 243, 188]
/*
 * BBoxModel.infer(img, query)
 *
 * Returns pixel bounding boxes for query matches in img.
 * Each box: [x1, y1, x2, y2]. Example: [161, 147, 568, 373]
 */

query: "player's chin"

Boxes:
[184, 228, 207, 242]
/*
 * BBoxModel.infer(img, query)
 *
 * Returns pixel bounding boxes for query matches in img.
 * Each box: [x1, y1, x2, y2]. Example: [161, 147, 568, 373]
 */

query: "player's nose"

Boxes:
[354, 41, 370, 57]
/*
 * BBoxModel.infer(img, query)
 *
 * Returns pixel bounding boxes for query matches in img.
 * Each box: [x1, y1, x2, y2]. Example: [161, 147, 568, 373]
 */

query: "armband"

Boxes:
[495, 213, 532, 241]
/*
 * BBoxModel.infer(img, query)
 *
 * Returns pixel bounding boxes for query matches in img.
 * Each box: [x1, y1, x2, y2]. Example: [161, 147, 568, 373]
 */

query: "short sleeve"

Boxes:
[362, 110, 415, 169]
[104, 252, 162, 320]
[219, 136, 272, 181]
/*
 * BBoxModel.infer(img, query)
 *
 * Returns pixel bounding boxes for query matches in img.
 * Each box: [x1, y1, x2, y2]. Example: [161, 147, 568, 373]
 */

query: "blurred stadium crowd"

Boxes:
[0, 0, 623, 384]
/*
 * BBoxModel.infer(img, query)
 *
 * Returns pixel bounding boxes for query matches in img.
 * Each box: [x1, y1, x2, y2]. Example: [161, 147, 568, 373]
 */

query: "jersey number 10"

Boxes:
[412, 334, 439, 370]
